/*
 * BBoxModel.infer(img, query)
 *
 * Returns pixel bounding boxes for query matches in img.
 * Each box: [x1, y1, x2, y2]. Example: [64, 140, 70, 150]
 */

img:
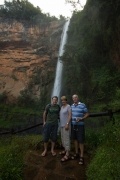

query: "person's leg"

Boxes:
[71, 125, 79, 159]
[72, 125, 79, 154]
[51, 141, 56, 156]
[79, 143, 84, 165]
[62, 126, 70, 154]
[61, 126, 71, 162]
[41, 123, 51, 156]
[61, 127, 65, 148]
[78, 125, 85, 165]
[41, 142, 48, 156]
[59, 127, 66, 155]
[77, 125, 85, 156]
[74, 139, 79, 154]
[64, 125, 71, 155]
[79, 143, 84, 157]
[51, 124, 58, 156]
[70, 140, 79, 159]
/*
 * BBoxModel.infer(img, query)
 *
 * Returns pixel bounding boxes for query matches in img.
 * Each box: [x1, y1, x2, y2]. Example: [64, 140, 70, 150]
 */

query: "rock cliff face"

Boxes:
[0, 18, 65, 103]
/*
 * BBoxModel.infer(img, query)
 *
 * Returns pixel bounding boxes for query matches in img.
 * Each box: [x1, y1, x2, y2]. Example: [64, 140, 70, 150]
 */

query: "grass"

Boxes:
[86, 118, 120, 180]
[0, 135, 43, 180]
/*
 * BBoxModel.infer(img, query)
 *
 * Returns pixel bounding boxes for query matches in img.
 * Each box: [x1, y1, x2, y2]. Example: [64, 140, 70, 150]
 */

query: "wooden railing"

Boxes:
[0, 109, 120, 135]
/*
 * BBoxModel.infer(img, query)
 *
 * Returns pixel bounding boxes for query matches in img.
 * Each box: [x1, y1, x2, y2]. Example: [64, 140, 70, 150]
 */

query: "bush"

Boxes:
[0, 104, 43, 129]
[0, 135, 42, 180]
[86, 120, 120, 180]
[85, 128, 101, 151]
[86, 145, 120, 180]
[0, 145, 24, 180]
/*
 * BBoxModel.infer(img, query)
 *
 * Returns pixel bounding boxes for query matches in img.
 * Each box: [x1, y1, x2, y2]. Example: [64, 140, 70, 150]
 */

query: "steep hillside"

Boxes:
[0, 18, 65, 104]
[62, 0, 120, 111]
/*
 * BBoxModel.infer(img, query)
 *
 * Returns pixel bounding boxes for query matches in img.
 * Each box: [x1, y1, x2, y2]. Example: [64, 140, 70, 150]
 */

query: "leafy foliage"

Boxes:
[0, 104, 43, 128]
[0, 135, 42, 180]
[61, 2, 120, 178]
[0, 0, 58, 22]
[61, 0, 120, 111]
[86, 120, 120, 180]
[17, 88, 33, 107]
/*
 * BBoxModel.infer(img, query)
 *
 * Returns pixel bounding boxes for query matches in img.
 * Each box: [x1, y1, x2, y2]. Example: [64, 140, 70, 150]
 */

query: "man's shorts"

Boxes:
[71, 124, 85, 143]
[43, 122, 58, 143]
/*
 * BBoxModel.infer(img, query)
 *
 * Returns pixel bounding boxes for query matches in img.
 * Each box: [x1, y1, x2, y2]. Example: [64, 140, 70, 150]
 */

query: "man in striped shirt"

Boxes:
[71, 94, 89, 165]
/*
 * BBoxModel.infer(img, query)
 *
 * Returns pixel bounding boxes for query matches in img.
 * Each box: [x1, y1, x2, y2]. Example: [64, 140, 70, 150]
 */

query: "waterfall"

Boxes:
[51, 20, 70, 103]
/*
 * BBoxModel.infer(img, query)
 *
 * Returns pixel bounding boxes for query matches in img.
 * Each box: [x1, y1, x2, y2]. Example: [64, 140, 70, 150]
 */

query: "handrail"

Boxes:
[89, 112, 109, 117]
[0, 109, 120, 135]
[0, 122, 43, 135]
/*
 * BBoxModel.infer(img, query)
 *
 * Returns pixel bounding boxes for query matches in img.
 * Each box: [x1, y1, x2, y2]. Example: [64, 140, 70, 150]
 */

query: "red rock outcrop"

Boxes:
[0, 18, 65, 103]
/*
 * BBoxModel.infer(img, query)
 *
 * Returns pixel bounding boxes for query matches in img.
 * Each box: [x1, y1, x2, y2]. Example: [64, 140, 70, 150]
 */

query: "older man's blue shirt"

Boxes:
[71, 102, 88, 125]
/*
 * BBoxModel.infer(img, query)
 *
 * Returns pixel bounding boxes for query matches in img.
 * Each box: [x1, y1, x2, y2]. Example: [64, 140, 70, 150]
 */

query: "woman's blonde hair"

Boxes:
[61, 96, 67, 101]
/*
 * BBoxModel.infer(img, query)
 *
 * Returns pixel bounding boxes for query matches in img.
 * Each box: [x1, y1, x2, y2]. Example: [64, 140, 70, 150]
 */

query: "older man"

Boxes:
[41, 96, 60, 157]
[71, 94, 89, 165]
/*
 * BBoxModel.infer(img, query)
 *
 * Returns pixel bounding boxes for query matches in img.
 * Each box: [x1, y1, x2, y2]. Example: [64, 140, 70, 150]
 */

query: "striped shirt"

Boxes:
[71, 102, 88, 125]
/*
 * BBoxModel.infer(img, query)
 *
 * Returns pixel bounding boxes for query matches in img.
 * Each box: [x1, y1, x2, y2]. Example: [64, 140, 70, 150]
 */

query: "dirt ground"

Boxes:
[25, 149, 90, 180]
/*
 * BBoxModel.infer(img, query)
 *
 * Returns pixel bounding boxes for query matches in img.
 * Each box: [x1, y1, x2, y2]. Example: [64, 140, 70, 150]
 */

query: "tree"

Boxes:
[0, 0, 58, 21]
[65, 0, 85, 9]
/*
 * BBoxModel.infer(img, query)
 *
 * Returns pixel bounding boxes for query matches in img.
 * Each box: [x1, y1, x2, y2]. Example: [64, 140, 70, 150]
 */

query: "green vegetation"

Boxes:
[62, 0, 120, 112]
[0, 104, 43, 128]
[0, 119, 119, 180]
[85, 119, 120, 180]
[0, 135, 42, 180]
[62, 1, 120, 179]
[0, 0, 58, 22]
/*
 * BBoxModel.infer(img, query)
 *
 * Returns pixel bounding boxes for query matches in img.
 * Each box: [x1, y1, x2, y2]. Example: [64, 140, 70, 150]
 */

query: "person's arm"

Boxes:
[65, 109, 72, 130]
[76, 112, 89, 122]
[43, 110, 47, 126]
[82, 112, 89, 120]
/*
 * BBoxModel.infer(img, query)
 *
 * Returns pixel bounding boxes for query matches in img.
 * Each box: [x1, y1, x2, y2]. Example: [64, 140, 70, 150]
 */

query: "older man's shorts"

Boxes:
[71, 124, 85, 143]
[43, 122, 58, 142]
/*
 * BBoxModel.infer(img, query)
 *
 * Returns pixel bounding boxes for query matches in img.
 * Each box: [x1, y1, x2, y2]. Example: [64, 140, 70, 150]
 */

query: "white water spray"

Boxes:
[51, 20, 70, 103]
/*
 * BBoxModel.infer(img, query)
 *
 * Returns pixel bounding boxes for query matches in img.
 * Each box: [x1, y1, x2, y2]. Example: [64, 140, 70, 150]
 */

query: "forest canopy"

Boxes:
[0, 0, 58, 21]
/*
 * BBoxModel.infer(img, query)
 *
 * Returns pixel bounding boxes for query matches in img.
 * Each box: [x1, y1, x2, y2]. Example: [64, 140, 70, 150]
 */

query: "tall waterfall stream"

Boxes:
[51, 20, 70, 103]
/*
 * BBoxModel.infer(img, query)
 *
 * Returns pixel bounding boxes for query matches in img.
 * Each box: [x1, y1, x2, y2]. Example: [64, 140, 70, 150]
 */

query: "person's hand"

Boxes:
[76, 118, 82, 122]
[43, 121, 46, 126]
[65, 124, 69, 130]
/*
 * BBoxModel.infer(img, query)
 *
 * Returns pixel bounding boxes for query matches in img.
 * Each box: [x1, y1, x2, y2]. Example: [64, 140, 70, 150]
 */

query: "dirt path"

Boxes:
[25, 149, 90, 180]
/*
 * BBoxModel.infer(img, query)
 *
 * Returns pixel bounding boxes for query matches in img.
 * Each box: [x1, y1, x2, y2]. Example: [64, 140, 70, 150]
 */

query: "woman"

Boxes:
[59, 96, 72, 162]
